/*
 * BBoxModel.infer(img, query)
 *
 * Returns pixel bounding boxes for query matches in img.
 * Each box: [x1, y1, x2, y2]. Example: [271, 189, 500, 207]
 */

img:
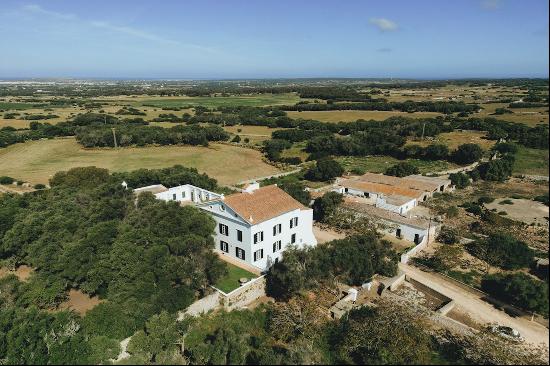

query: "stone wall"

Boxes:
[221, 275, 266, 311]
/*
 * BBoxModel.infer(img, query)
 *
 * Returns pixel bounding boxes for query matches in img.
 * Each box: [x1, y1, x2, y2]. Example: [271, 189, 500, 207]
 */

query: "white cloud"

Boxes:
[22, 4, 76, 20]
[21, 4, 215, 52]
[369, 18, 398, 32]
[481, 0, 502, 10]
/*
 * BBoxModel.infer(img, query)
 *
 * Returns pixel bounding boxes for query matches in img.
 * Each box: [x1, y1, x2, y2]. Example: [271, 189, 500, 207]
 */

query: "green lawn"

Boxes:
[136, 93, 301, 109]
[337, 156, 457, 174]
[214, 263, 257, 293]
[513, 146, 549, 176]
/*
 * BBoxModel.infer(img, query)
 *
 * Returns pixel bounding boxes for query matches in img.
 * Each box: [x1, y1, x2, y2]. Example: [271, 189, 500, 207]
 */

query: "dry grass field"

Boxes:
[406, 130, 496, 151]
[287, 110, 443, 122]
[0, 138, 280, 185]
[223, 125, 282, 144]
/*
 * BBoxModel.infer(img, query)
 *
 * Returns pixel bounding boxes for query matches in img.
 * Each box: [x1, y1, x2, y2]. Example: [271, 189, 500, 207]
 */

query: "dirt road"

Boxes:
[400, 263, 549, 347]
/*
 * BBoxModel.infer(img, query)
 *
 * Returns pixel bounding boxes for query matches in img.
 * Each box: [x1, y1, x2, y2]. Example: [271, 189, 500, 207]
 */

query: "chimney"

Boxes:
[243, 181, 260, 193]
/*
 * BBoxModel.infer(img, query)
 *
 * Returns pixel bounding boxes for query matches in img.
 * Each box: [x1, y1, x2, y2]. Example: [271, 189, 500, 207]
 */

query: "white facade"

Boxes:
[154, 185, 223, 203]
[198, 200, 316, 271]
[334, 186, 417, 215]
[135, 183, 317, 272]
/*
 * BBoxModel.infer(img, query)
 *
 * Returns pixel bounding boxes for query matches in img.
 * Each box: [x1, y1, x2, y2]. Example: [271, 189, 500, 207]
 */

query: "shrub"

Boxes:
[0, 176, 14, 185]
[231, 134, 241, 143]
[477, 196, 495, 204]
[499, 199, 513, 205]
[437, 226, 459, 245]
[33, 184, 46, 190]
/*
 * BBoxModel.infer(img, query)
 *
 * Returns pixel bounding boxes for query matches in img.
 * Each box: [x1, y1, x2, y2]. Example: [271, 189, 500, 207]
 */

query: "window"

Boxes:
[236, 247, 245, 260]
[291, 233, 296, 244]
[220, 241, 229, 253]
[273, 223, 282, 236]
[181, 192, 186, 198]
[219, 223, 229, 236]
[345, 188, 349, 193]
[290, 217, 298, 228]
[273, 240, 282, 253]
[172, 193, 177, 200]
[253, 231, 264, 244]
[237, 230, 243, 242]
[254, 249, 264, 261]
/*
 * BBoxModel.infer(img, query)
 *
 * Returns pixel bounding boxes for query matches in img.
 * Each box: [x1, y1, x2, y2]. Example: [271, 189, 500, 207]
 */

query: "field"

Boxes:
[214, 263, 257, 293]
[406, 130, 496, 151]
[0, 138, 280, 185]
[287, 110, 443, 122]
[336, 156, 457, 174]
[134, 93, 301, 109]
[223, 125, 281, 144]
[513, 146, 549, 176]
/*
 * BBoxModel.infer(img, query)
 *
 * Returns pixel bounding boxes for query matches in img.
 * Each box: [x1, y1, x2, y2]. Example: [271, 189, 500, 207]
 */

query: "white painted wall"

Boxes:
[154, 184, 222, 203]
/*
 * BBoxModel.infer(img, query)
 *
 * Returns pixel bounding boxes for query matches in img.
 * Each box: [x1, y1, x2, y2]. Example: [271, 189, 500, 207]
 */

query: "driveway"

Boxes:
[400, 263, 549, 347]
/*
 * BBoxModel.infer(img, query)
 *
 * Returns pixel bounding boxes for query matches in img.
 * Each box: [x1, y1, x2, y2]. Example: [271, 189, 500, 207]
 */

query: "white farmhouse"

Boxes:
[133, 182, 317, 272]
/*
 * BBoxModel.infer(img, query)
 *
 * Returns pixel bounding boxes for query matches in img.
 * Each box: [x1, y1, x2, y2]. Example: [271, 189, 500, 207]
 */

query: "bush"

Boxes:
[231, 134, 241, 143]
[499, 199, 513, 205]
[0, 176, 14, 185]
[477, 196, 495, 204]
[493, 142, 518, 155]
[33, 184, 46, 190]
[481, 273, 548, 315]
[437, 226, 459, 245]
[384, 162, 419, 177]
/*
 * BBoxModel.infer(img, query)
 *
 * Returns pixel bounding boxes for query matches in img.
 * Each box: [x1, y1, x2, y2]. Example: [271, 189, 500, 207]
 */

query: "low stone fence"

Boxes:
[179, 275, 266, 320]
[215, 275, 266, 311]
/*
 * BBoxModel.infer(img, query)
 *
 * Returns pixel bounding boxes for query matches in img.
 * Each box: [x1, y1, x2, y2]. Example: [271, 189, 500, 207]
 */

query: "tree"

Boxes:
[127, 311, 185, 364]
[481, 273, 548, 315]
[476, 158, 513, 182]
[305, 159, 344, 181]
[467, 233, 534, 270]
[451, 143, 483, 165]
[332, 299, 434, 365]
[231, 134, 241, 143]
[312, 191, 343, 221]
[449, 172, 470, 189]
[384, 162, 419, 177]
[424, 144, 449, 160]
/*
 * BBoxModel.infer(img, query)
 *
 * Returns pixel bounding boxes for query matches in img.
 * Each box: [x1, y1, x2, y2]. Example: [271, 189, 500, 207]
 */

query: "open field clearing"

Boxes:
[485, 198, 549, 225]
[0, 138, 280, 185]
[337, 156, 457, 174]
[513, 146, 549, 176]
[223, 125, 282, 144]
[287, 110, 444, 122]
[56, 289, 103, 315]
[406, 130, 496, 150]
[133, 93, 301, 109]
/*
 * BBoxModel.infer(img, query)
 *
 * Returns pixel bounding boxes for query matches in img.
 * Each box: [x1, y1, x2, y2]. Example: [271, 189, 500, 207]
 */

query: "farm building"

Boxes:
[334, 173, 453, 215]
[134, 182, 317, 271]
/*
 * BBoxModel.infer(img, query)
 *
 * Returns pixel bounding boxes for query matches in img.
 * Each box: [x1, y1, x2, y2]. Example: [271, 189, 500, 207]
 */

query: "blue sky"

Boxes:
[0, 0, 548, 79]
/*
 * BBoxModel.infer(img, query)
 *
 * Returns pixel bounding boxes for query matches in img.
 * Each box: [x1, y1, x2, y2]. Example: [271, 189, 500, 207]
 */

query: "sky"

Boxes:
[0, 0, 548, 79]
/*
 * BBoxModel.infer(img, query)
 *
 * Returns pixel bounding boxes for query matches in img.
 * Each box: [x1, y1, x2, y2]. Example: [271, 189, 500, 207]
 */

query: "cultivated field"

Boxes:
[133, 93, 301, 109]
[0, 138, 280, 185]
[513, 146, 550, 176]
[287, 110, 443, 122]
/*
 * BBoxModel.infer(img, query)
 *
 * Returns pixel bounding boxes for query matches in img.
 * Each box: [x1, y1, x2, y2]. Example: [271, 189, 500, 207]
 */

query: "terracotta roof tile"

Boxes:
[223, 185, 306, 224]
[340, 179, 423, 199]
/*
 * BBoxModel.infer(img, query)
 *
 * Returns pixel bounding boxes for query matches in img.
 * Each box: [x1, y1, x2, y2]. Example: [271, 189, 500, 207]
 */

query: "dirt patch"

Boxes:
[57, 289, 103, 315]
[0, 265, 34, 282]
[485, 198, 549, 226]
[394, 281, 448, 311]
[446, 307, 483, 330]
[313, 225, 346, 244]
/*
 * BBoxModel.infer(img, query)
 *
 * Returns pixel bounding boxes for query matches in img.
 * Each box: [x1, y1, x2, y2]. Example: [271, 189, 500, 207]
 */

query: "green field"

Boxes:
[214, 263, 257, 293]
[136, 93, 301, 109]
[337, 156, 457, 174]
[0, 138, 281, 185]
[513, 146, 549, 176]
[0, 102, 42, 110]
